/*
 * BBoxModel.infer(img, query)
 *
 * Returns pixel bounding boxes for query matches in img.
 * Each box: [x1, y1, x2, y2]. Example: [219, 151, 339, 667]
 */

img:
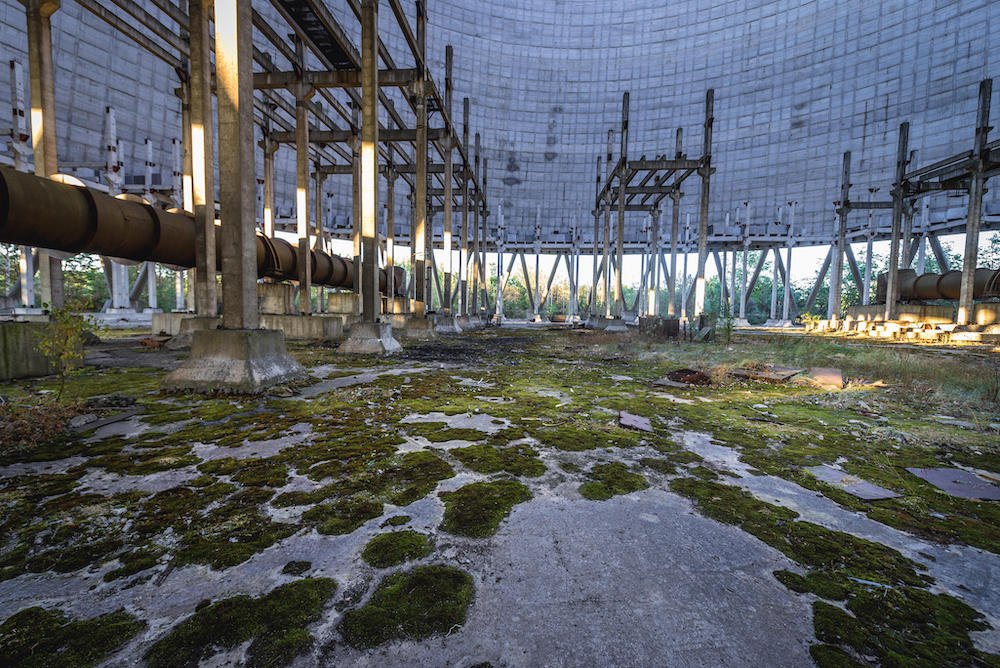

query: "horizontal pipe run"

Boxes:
[0, 167, 404, 295]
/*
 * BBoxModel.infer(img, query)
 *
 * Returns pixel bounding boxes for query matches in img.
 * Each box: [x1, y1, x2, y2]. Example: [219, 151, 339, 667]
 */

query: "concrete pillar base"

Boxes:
[432, 313, 463, 333]
[733, 318, 751, 327]
[398, 315, 438, 340]
[162, 328, 306, 393]
[604, 317, 629, 332]
[772, 320, 796, 328]
[337, 322, 402, 355]
[530, 314, 544, 323]
[456, 315, 481, 331]
[585, 315, 606, 329]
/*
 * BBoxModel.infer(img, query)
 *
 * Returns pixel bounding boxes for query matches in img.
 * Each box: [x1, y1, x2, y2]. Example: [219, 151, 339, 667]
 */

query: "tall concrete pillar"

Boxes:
[386, 168, 396, 315]
[495, 204, 504, 323]
[532, 208, 541, 321]
[442, 46, 454, 313]
[615, 92, 628, 317]
[262, 115, 276, 238]
[189, 0, 217, 316]
[668, 190, 681, 317]
[412, 44, 428, 317]
[471, 133, 481, 315]
[480, 157, 489, 312]
[358, 0, 380, 325]
[682, 213, 690, 320]
[739, 204, 750, 322]
[957, 78, 991, 326]
[214, 0, 257, 330]
[460, 97, 470, 317]
[295, 70, 313, 314]
[25, 0, 62, 308]
[650, 208, 660, 316]
[829, 152, 850, 321]
[781, 203, 795, 325]
[591, 155, 602, 319]
[863, 188, 876, 305]
[694, 90, 714, 317]
[884, 123, 909, 321]
[602, 202, 611, 319]
[917, 200, 928, 275]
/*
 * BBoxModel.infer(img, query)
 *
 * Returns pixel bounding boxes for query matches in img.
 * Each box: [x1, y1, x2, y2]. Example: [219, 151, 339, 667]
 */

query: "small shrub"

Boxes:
[35, 302, 91, 400]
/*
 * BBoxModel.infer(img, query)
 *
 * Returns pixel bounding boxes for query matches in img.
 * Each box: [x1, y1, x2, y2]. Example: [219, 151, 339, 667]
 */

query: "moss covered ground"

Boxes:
[0, 327, 997, 665]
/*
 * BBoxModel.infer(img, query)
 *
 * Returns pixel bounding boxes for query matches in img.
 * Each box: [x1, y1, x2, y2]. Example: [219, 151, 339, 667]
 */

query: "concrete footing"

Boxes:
[153, 312, 346, 340]
[432, 313, 463, 333]
[162, 328, 306, 393]
[733, 318, 751, 327]
[604, 318, 629, 332]
[398, 315, 438, 339]
[0, 321, 59, 380]
[337, 321, 402, 355]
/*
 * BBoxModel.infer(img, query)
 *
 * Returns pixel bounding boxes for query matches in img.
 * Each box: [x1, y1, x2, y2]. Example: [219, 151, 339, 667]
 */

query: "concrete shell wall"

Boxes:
[0, 0, 997, 248]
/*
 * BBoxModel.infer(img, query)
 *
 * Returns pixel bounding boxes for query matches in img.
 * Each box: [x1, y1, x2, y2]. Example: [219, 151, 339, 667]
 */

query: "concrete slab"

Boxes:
[161, 328, 306, 393]
[906, 467, 1000, 500]
[618, 410, 653, 432]
[806, 465, 901, 500]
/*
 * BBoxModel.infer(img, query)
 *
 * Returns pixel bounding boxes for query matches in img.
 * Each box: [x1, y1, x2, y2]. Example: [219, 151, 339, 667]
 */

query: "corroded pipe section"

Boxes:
[877, 267, 1000, 302]
[0, 167, 404, 294]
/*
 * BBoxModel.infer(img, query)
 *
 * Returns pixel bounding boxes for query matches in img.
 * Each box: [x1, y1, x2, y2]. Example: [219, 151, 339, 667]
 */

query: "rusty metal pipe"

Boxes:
[0, 166, 404, 295]
[878, 267, 1000, 302]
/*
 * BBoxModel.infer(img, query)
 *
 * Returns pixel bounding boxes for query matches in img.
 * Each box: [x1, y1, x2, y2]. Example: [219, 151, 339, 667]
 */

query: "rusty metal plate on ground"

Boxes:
[809, 367, 844, 389]
[906, 467, 1000, 500]
[656, 368, 712, 387]
[619, 411, 653, 432]
[727, 365, 805, 383]
[806, 465, 901, 500]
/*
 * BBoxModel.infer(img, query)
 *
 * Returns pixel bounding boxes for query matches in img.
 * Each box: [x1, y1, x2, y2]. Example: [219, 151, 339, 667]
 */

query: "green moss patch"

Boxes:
[381, 515, 410, 527]
[282, 560, 311, 576]
[439, 480, 532, 537]
[362, 530, 434, 568]
[404, 422, 487, 443]
[302, 496, 383, 535]
[338, 565, 473, 648]
[0, 606, 145, 667]
[578, 462, 649, 501]
[145, 578, 336, 668]
[452, 443, 546, 477]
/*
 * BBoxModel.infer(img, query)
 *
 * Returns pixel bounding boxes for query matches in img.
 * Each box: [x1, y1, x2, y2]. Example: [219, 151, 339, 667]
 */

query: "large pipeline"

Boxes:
[0, 167, 405, 295]
[876, 268, 1000, 303]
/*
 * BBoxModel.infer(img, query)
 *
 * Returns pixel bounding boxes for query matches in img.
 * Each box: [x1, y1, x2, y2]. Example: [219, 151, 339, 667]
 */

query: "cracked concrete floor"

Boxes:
[0, 327, 998, 667]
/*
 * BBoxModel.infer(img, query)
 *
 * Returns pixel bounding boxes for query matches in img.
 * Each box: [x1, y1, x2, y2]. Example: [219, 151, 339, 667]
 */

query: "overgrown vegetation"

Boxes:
[439, 480, 532, 537]
[0, 606, 145, 667]
[361, 530, 434, 568]
[144, 578, 336, 668]
[338, 566, 474, 648]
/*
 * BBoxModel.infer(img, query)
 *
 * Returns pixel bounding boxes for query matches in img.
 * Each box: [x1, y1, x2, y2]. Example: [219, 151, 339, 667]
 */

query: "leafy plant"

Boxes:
[35, 302, 91, 400]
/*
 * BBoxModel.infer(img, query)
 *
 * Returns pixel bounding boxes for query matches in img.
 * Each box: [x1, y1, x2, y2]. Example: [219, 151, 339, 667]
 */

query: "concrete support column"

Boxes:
[782, 203, 795, 324]
[694, 89, 714, 317]
[958, 78, 991, 326]
[295, 78, 313, 314]
[412, 59, 428, 316]
[386, 168, 396, 314]
[650, 208, 660, 316]
[884, 123, 909, 321]
[471, 132, 481, 315]
[25, 0, 62, 308]
[441, 45, 454, 313]
[682, 214, 690, 320]
[495, 205, 504, 322]
[480, 158, 490, 312]
[829, 151, 850, 322]
[314, 165, 326, 312]
[590, 154, 602, 318]
[863, 188, 877, 305]
[615, 92, 629, 317]
[189, 0, 217, 317]
[917, 200, 928, 274]
[262, 117, 276, 238]
[770, 247, 779, 321]
[214, 0, 256, 329]
[532, 208, 541, 321]
[460, 97, 470, 317]
[358, 0, 380, 323]
[147, 262, 158, 311]
[668, 190, 681, 317]
[602, 202, 611, 319]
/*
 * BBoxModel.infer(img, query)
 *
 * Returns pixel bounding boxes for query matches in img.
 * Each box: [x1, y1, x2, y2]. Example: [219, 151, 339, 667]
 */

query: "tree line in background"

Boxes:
[2, 234, 998, 322]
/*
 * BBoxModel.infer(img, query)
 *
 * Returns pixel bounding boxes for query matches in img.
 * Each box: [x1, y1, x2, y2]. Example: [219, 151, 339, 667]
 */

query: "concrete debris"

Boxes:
[68, 413, 99, 430]
[930, 415, 977, 430]
[619, 411, 653, 432]
[69, 407, 143, 433]
[806, 465, 901, 500]
[728, 365, 804, 383]
[694, 326, 714, 342]
[268, 385, 294, 398]
[164, 331, 194, 350]
[85, 392, 136, 409]
[906, 467, 1000, 500]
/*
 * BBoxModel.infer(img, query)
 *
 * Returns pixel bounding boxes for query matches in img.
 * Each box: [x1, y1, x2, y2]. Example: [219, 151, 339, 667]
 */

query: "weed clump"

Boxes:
[338, 565, 473, 648]
[361, 530, 434, 568]
[144, 578, 336, 668]
[282, 560, 311, 576]
[578, 462, 649, 501]
[381, 515, 410, 527]
[0, 606, 145, 667]
[439, 480, 532, 537]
